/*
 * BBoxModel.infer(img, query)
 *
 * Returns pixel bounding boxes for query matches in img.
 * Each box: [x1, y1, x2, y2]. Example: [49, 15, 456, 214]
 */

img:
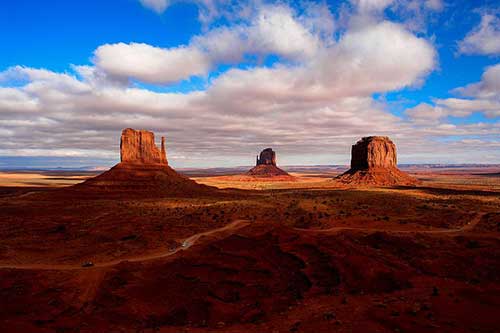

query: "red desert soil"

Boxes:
[71, 162, 217, 198]
[0, 168, 499, 333]
[247, 164, 294, 178]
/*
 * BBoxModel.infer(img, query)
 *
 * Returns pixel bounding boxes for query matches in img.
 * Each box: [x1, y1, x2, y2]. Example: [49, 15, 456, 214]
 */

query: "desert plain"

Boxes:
[0, 163, 499, 333]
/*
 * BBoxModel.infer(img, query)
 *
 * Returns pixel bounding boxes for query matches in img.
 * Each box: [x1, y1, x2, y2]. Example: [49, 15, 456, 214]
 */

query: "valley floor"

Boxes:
[0, 168, 499, 332]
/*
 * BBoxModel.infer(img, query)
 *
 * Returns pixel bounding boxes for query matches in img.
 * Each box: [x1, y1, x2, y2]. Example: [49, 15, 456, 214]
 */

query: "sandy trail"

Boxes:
[0, 219, 250, 271]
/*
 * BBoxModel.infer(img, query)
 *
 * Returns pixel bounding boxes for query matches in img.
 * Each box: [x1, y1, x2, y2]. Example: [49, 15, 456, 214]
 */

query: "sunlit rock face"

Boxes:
[337, 136, 419, 186]
[350, 136, 397, 170]
[120, 128, 167, 165]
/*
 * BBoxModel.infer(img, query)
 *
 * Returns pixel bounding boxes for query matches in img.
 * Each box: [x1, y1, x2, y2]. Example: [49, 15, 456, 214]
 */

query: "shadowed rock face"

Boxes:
[351, 136, 397, 170]
[256, 148, 277, 166]
[120, 128, 167, 165]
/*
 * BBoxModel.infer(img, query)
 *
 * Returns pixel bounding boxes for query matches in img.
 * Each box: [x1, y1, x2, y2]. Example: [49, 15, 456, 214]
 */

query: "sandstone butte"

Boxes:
[247, 148, 291, 177]
[120, 128, 167, 165]
[336, 136, 419, 186]
[74, 128, 214, 196]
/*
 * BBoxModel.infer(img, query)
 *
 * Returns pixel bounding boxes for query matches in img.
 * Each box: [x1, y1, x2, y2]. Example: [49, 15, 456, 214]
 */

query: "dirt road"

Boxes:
[0, 219, 250, 271]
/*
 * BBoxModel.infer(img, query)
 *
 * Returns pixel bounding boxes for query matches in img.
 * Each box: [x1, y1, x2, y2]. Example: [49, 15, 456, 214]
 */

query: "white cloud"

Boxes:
[94, 5, 323, 85]
[448, 63, 500, 118]
[139, 0, 169, 13]
[408, 64, 500, 123]
[328, 21, 436, 93]
[436, 98, 500, 118]
[93, 43, 211, 84]
[0, 88, 39, 113]
[200, 19, 436, 116]
[406, 103, 447, 124]
[455, 63, 500, 99]
[194, 4, 323, 62]
[250, 5, 320, 60]
[459, 13, 500, 55]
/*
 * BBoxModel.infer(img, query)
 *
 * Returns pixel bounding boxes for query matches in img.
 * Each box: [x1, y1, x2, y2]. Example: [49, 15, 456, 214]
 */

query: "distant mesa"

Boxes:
[247, 148, 291, 177]
[256, 148, 277, 166]
[336, 136, 418, 186]
[75, 128, 214, 196]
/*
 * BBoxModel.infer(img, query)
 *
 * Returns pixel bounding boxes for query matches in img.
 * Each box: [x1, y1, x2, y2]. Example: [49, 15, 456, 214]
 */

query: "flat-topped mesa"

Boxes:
[350, 136, 397, 170]
[336, 136, 418, 186]
[256, 148, 277, 166]
[120, 128, 167, 165]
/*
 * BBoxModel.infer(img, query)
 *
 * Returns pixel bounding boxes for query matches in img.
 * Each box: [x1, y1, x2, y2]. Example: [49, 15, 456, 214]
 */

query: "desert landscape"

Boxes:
[0, 129, 499, 333]
[2, 1, 500, 332]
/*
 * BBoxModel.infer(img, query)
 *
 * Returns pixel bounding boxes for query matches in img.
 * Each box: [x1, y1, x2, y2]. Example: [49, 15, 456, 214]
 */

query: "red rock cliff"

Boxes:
[336, 136, 418, 186]
[120, 128, 167, 165]
[350, 136, 397, 170]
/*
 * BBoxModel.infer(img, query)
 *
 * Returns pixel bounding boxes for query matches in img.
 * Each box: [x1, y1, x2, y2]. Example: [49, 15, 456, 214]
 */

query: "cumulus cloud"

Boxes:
[93, 43, 211, 84]
[194, 4, 322, 63]
[92, 5, 324, 85]
[445, 63, 500, 118]
[328, 21, 436, 92]
[408, 64, 500, 123]
[406, 103, 447, 124]
[94, 5, 435, 91]
[459, 12, 500, 55]
[455, 63, 500, 99]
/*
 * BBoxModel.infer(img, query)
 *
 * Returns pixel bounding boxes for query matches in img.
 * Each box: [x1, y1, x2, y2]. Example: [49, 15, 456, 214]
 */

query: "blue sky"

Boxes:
[0, 0, 499, 168]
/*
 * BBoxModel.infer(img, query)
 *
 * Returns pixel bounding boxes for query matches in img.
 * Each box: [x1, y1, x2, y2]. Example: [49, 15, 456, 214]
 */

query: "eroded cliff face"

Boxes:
[350, 136, 397, 170]
[120, 128, 167, 165]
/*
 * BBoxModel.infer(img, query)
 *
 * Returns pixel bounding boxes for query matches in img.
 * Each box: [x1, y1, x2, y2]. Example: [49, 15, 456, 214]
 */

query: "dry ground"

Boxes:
[0, 167, 499, 332]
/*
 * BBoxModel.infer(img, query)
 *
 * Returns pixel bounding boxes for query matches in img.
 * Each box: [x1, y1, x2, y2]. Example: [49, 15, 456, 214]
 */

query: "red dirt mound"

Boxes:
[73, 162, 215, 197]
[247, 164, 293, 178]
[336, 166, 418, 186]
